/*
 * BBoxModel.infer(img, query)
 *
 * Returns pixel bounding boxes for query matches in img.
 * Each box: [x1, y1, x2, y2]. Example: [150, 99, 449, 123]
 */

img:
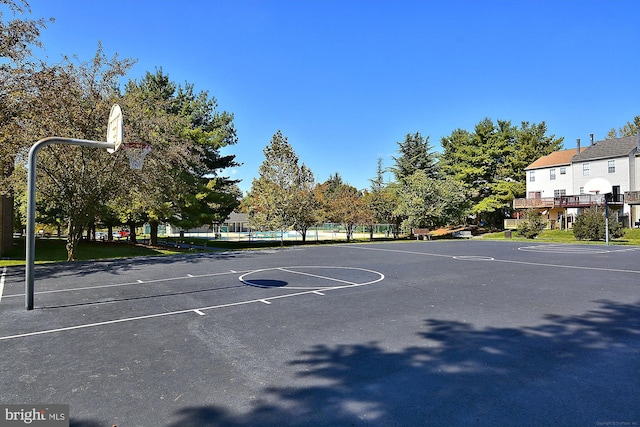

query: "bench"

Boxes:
[412, 228, 432, 240]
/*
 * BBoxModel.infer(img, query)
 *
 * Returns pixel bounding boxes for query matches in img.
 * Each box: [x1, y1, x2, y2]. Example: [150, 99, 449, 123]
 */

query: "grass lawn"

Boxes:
[0, 238, 184, 267]
[482, 227, 640, 246]
[3, 229, 639, 267]
[0, 236, 378, 267]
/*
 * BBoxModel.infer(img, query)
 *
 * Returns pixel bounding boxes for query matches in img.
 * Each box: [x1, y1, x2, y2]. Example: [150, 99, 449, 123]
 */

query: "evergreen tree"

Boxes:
[440, 118, 562, 228]
[391, 132, 438, 184]
[607, 115, 640, 138]
[247, 131, 317, 243]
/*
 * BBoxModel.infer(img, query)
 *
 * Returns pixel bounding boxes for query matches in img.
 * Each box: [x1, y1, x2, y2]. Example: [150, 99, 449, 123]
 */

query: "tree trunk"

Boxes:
[150, 220, 159, 246]
[66, 220, 80, 261]
[128, 221, 137, 243]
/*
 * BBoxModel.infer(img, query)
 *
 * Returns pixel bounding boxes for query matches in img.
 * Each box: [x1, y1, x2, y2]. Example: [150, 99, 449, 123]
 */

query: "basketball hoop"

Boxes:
[122, 142, 151, 170]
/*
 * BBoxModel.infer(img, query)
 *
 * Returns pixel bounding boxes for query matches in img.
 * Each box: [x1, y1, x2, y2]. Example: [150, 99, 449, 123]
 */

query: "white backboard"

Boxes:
[106, 104, 123, 154]
[584, 177, 613, 194]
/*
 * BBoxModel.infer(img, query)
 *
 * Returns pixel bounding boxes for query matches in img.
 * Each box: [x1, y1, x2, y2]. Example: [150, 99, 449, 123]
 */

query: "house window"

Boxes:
[608, 160, 615, 173]
[550, 168, 556, 180]
[583, 163, 590, 176]
[529, 171, 535, 182]
[580, 187, 584, 195]
[554, 189, 566, 197]
[560, 167, 566, 175]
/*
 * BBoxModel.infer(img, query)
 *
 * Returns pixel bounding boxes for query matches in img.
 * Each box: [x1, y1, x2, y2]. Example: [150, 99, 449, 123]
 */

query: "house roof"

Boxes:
[525, 148, 579, 170]
[571, 134, 639, 162]
[226, 212, 248, 222]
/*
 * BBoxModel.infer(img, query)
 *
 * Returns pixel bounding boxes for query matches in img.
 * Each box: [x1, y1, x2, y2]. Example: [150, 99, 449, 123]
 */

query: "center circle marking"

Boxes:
[239, 266, 384, 290]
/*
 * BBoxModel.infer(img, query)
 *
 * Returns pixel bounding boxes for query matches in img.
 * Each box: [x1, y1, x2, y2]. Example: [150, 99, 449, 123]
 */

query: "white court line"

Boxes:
[277, 267, 359, 286]
[519, 244, 640, 254]
[351, 245, 640, 275]
[0, 277, 384, 342]
[494, 258, 640, 274]
[0, 266, 6, 304]
[2, 270, 251, 299]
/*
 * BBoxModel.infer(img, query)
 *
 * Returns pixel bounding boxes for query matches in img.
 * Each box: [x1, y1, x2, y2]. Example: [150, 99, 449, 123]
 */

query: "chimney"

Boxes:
[576, 138, 581, 154]
[590, 133, 594, 145]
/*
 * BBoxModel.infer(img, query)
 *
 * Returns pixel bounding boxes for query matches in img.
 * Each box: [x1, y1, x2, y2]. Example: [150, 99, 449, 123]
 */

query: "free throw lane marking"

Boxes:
[3, 270, 251, 299]
[0, 269, 385, 341]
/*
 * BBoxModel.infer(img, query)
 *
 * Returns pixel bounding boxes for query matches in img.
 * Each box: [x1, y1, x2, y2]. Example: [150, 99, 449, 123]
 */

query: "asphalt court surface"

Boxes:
[1, 240, 639, 426]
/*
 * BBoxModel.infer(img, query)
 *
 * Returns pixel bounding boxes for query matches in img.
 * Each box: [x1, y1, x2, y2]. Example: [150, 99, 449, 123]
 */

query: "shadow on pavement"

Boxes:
[165, 299, 640, 426]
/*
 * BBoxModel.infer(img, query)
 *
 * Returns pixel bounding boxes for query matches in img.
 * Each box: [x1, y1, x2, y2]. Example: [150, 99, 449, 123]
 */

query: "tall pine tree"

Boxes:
[391, 132, 438, 184]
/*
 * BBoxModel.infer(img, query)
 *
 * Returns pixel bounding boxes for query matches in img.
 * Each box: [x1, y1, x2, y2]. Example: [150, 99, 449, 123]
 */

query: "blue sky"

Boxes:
[25, 0, 640, 193]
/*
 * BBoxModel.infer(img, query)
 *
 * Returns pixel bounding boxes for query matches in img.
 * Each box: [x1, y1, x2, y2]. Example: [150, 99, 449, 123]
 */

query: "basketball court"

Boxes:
[1, 240, 638, 426]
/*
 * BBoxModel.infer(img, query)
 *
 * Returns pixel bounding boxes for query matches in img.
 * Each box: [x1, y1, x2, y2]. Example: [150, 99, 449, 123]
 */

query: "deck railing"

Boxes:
[514, 194, 624, 209]
[624, 190, 640, 204]
[512, 197, 554, 209]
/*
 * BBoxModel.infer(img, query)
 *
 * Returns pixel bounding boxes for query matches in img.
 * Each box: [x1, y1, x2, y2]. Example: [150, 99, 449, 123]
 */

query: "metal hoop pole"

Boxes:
[25, 137, 115, 310]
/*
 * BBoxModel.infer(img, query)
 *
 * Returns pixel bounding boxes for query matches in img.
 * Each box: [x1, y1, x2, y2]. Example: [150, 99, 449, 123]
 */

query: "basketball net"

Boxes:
[122, 142, 151, 170]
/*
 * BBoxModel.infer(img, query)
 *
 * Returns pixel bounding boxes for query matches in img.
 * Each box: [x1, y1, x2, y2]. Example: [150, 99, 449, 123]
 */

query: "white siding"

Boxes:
[525, 165, 573, 198]
[573, 157, 631, 216]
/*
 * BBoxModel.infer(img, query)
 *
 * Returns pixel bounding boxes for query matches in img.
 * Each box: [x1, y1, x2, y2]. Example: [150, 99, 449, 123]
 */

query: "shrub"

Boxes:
[572, 207, 625, 241]
[516, 209, 546, 239]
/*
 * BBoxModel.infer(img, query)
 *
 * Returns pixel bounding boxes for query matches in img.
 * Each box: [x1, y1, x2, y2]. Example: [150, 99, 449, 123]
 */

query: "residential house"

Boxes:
[571, 134, 637, 215]
[514, 134, 639, 229]
[163, 212, 250, 236]
[518, 148, 578, 229]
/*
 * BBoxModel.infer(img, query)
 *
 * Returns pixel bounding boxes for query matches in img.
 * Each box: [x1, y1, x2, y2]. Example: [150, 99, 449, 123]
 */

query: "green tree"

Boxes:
[315, 175, 367, 242]
[116, 69, 240, 244]
[509, 121, 564, 183]
[15, 46, 135, 260]
[573, 207, 624, 241]
[516, 209, 546, 239]
[247, 131, 316, 243]
[607, 115, 640, 138]
[0, 0, 53, 254]
[395, 170, 466, 229]
[391, 132, 438, 184]
[440, 118, 562, 228]
[367, 158, 401, 238]
[327, 185, 365, 242]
